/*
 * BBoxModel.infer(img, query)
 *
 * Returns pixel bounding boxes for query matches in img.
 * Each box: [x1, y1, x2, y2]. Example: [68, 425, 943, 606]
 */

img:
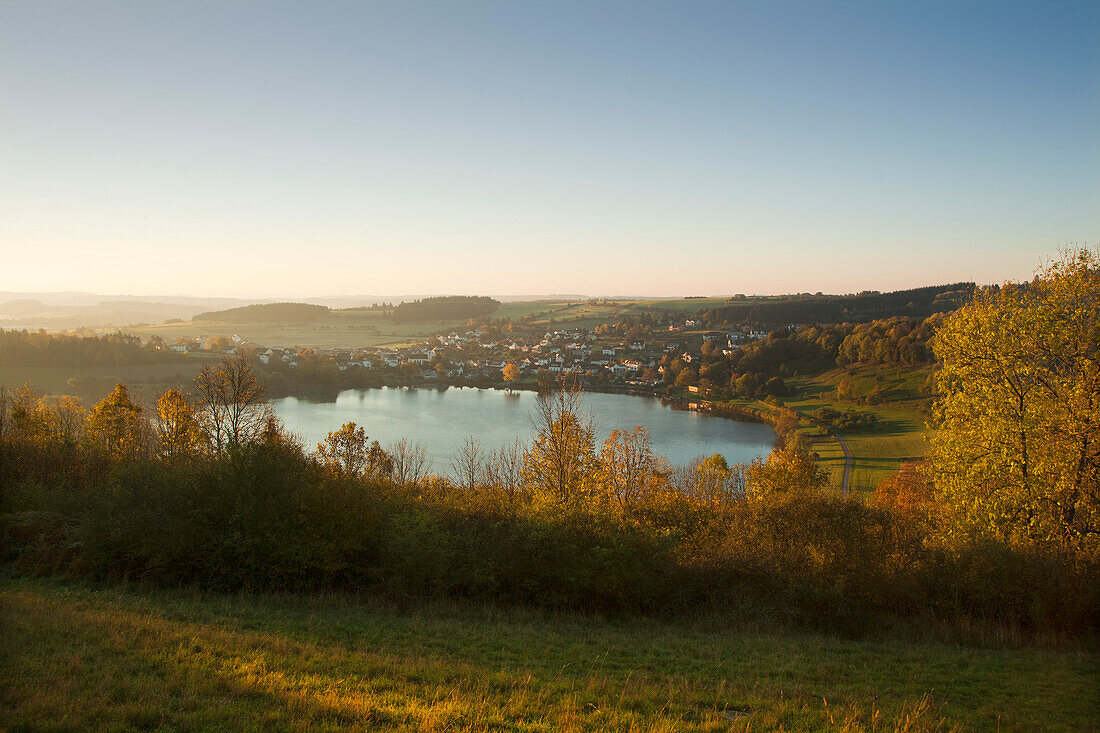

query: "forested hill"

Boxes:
[193, 303, 331, 324]
[703, 283, 974, 327]
[392, 296, 500, 322]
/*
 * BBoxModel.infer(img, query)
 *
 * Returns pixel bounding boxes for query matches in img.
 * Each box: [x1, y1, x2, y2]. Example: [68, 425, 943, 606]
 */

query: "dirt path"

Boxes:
[830, 429, 853, 498]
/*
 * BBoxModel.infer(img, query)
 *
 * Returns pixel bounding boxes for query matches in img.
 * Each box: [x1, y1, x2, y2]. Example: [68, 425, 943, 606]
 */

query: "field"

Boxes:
[125, 301, 582, 349]
[121, 297, 731, 349]
[717, 365, 932, 493]
[2, 577, 1096, 732]
[784, 366, 933, 493]
[127, 310, 472, 349]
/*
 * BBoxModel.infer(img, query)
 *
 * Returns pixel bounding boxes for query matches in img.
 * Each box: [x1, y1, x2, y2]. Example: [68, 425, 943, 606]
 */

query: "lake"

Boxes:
[271, 387, 776, 472]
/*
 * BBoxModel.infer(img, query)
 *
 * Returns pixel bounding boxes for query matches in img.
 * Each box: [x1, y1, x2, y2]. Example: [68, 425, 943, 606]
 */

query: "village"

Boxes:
[160, 320, 773, 388]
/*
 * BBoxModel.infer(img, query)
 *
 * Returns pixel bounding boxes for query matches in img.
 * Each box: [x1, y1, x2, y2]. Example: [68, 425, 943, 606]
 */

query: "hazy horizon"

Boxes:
[0, 279, 984, 307]
[2, 1, 1097, 297]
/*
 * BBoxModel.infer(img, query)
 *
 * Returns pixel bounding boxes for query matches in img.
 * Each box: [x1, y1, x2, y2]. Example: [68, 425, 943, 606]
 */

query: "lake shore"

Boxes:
[269, 384, 778, 468]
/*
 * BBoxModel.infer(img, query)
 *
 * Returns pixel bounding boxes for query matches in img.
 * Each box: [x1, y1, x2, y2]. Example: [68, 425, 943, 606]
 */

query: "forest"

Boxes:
[192, 302, 331, 323]
[0, 329, 181, 367]
[701, 283, 975, 327]
[392, 295, 501, 321]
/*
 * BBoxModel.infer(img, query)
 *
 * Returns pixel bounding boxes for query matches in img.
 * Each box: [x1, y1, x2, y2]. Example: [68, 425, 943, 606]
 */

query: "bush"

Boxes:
[1, 431, 1096, 633]
[813, 407, 878, 431]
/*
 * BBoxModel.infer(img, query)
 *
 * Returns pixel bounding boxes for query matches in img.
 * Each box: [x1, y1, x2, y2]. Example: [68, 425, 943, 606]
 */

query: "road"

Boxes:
[830, 429, 853, 498]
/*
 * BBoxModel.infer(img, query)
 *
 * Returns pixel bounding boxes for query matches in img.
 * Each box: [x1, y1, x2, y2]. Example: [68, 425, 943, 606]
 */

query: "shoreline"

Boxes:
[265, 378, 776, 428]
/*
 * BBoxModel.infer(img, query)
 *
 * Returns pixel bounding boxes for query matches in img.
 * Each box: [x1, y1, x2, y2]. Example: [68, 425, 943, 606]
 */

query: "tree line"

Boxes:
[0, 329, 180, 367]
[660, 315, 941, 400]
[701, 282, 974, 327]
[192, 302, 330, 324]
[392, 296, 500, 322]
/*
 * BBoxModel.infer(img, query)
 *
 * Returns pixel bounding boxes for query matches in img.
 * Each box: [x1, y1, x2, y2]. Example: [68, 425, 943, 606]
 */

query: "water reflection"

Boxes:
[271, 386, 776, 469]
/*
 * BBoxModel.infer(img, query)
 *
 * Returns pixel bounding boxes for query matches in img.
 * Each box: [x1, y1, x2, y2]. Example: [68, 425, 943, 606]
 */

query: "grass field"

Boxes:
[788, 366, 934, 493]
[2, 577, 1096, 731]
[127, 311, 465, 349]
[718, 365, 934, 493]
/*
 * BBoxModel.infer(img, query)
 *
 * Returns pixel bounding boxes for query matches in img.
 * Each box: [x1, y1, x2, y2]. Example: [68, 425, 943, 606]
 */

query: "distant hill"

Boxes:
[702, 283, 975, 327]
[192, 303, 331, 324]
[0, 299, 216, 329]
[392, 296, 501, 322]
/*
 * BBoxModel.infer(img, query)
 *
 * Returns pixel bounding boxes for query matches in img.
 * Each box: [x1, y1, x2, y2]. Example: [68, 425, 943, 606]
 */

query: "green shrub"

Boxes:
[1, 435, 1096, 632]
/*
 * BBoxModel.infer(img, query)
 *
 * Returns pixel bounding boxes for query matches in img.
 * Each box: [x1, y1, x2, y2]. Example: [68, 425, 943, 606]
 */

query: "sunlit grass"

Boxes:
[3, 577, 1096, 731]
[784, 366, 934, 493]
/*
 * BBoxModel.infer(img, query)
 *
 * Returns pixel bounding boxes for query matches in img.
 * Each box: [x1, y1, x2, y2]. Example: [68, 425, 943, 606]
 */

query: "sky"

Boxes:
[1, 1, 1097, 298]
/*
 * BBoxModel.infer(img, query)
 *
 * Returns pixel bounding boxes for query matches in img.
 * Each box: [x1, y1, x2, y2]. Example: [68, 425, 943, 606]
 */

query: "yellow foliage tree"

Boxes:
[85, 383, 145, 459]
[156, 388, 203, 459]
[931, 248, 1100, 550]
[688, 453, 747, 506]
[596, 426, 669, 507]
[317, 421, 370, 477]
[745, 446, 828, 498]
[6, 383, 51, 445]
[522, 376, 598, 506]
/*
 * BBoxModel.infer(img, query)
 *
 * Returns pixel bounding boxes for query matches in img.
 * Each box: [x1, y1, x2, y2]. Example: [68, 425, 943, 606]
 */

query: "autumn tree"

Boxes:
[681, 453, 747, 506]
[194, 357, 269, 451]
[5, 383, 50, 445]
[596, 426, 668, 507]
[745, 445, 828, 498]
[41, 395, 85, 446]
[156, 388, 203, 459]
[931, 248, 1100, 551]
[675, 367, 698, 388]
[522, 373, 598, 506]
[85, 383, 146, 459]
[874, 461, 934, 526]
[317, 421, 369, 477]
[502, 362, 521, 390]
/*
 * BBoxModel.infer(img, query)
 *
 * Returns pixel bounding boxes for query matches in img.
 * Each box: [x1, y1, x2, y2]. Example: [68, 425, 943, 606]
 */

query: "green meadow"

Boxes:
[3, 577, 1096, 732]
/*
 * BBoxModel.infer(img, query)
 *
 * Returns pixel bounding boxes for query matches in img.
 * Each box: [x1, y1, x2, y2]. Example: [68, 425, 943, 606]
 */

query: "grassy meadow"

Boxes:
[714, 365, 933, 493]
[785, 366, 933, 493]
[127, 310, 470, 350]
[3, 577, 1096, 732]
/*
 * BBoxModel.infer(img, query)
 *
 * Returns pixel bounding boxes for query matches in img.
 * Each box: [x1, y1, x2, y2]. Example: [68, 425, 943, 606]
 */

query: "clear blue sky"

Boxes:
[1, 0, 1097, 297]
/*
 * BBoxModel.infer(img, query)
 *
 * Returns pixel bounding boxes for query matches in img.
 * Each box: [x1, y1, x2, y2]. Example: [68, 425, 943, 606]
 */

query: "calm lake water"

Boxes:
[271, 387, 776, 471]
